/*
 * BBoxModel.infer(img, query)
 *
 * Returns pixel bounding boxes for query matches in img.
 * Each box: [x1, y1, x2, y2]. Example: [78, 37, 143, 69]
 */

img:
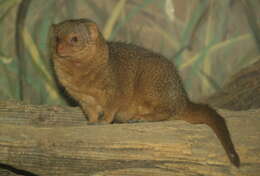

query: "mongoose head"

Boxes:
[50, 19, 105, 60]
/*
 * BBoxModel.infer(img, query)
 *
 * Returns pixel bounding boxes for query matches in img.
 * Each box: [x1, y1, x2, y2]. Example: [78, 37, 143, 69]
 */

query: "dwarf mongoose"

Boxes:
[50, 19, 240, 167]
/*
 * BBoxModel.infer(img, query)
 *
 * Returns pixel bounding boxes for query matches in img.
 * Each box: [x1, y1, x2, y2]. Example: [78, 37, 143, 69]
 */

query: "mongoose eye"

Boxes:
[70, 36, 79, 44]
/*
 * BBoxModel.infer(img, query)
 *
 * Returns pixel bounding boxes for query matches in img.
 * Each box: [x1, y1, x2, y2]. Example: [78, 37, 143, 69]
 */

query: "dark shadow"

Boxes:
[0, 163, 39, 176]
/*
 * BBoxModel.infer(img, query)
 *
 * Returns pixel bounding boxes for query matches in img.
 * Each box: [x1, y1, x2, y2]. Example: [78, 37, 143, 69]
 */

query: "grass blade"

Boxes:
[103, 0, 126, 39]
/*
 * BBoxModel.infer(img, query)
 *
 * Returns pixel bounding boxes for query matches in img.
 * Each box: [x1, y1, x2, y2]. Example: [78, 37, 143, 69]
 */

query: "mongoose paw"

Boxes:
[87, 122, 100, 125]
[98, 120, 112, 125]
[87, 120, 111, 125]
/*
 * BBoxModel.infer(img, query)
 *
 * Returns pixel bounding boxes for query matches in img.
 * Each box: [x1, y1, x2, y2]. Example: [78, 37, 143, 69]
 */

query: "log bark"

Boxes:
[0, 101, 259, 176]
[205, 59, 260, 110]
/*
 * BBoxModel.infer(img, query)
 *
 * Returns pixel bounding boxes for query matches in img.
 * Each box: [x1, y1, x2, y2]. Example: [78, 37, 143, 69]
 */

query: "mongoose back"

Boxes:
[50, 19, 240, 167]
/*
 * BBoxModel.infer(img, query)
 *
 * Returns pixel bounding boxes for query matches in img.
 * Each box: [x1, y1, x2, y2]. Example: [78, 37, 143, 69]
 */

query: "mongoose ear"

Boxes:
[87, 22, 99, 40]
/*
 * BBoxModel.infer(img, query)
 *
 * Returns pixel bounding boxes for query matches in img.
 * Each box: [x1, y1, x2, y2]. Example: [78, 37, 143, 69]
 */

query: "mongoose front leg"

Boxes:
[80, 102, 100, 124]
[100, 107, 118, 124]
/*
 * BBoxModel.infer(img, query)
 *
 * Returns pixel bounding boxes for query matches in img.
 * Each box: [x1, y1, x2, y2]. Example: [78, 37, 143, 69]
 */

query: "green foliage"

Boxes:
[109, 0, 159, 40]
[0, 0, 259, 104]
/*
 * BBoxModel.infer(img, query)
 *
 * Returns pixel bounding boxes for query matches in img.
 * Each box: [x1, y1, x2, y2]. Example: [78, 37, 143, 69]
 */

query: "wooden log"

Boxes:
[205, 59, 260, 110]
[0, 101, 259, 176]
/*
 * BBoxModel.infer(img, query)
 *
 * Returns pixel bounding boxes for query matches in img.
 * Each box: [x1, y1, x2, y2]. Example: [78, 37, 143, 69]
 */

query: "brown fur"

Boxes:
[50, 19, 240, 167]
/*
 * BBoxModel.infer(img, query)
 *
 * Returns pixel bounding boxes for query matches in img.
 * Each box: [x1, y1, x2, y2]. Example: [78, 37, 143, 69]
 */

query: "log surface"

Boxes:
[205, 59, 260, 110]
[0, 101, 259, 176]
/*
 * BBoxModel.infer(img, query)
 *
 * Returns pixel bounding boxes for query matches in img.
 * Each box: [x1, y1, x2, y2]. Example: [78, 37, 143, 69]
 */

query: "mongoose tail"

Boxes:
[179, 102, 240, 167]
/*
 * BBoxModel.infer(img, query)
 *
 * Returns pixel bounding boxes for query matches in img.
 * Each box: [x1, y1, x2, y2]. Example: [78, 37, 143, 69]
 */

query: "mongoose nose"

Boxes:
[56, 43, 67, 56]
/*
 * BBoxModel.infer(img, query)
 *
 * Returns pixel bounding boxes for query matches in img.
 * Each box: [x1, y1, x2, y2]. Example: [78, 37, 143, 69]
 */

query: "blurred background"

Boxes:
[0, 0, 259, 106]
